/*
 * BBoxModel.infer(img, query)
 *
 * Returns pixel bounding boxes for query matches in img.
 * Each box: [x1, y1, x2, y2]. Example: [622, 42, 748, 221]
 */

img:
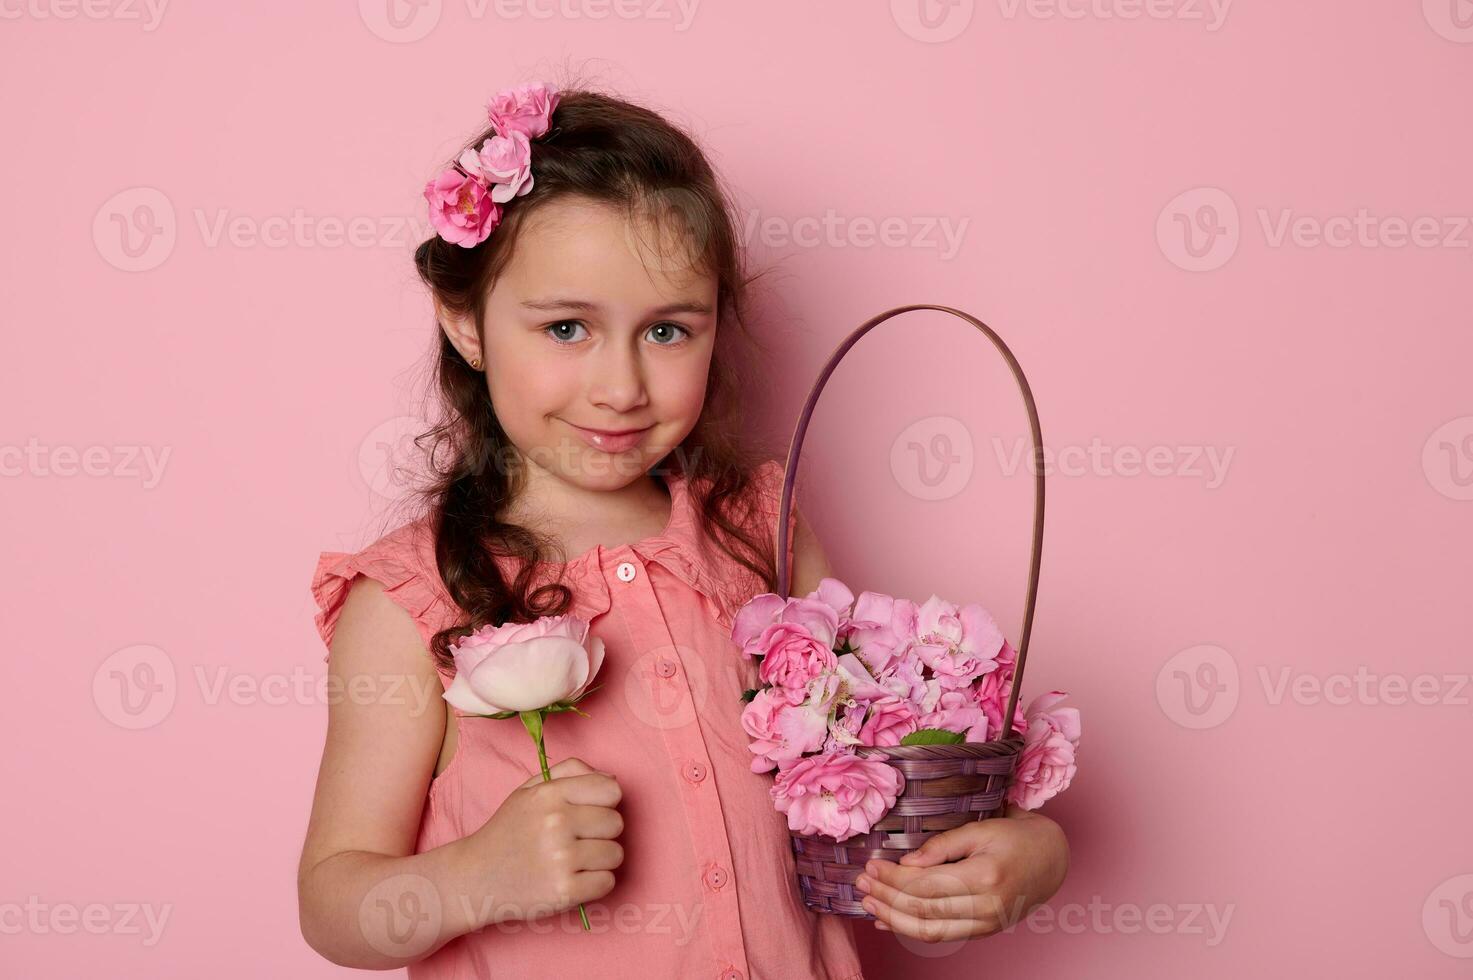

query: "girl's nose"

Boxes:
[588, 343, 649, 413]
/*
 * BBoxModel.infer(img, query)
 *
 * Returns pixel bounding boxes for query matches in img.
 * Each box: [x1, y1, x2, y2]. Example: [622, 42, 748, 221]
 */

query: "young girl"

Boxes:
[297, 81, 1068, 978]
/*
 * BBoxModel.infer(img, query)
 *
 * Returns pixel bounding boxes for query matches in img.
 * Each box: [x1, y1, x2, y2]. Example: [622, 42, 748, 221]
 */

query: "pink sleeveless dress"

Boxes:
[310, 460, 866, 980]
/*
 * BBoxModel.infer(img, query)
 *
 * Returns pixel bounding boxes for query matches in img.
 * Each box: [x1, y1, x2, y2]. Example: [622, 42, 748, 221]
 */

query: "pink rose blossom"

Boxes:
[846, 591, 918, 676]
[973, 641, 1028, 740]
[821, 698, 865, 754]
[880, 647, 929, 702]
[835, 648, 927, 705]
[731, 580, 1081, 827]
[757, 623, 839, 694]
[1006, 691, 1081, 810]
[771, 750, 905, 842]
[442, 614, 603, 714]
[856, 696, 920, 747]
[423, 168, 501, 248]
[916, 689, 989, 742]
[459, 129, 534, 203]
[730, 595, 838, 658]
[833, 653, 889, 702]
[486, 81, 559, 139]
[730, 593, 785, 654]
[805, 577, 856, 627]
[730, 595, 839, 697]
[911, 595, 1005, 690]
[740, 686, 828, 773]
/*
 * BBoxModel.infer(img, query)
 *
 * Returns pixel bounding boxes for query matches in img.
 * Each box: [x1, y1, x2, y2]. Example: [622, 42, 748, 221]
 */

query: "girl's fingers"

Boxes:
[862, 894, 980, 943]
[857, 872, 986, 921]
[569, 803, 625, 840]
[573, 837, 625, 871]
[520, 757, 595, 788]
[550, 771, 623, 807]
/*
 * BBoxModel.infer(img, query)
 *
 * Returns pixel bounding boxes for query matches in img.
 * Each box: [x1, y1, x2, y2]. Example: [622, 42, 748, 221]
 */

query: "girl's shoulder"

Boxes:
[309, 516, 456, 662]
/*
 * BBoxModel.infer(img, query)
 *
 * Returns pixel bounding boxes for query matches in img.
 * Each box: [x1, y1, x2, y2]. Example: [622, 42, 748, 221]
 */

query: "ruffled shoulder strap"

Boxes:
[309, 518, 456, 670]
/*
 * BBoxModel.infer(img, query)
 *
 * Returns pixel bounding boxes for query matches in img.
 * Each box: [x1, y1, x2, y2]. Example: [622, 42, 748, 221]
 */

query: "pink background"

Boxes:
[3, 2, 1471, 976]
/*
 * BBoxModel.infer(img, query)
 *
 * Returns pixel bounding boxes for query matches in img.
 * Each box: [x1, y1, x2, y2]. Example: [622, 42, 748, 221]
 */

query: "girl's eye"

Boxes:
[543, 321, 692, 346]
[646, 322, 691, 346]
[545, 321, 589, 345]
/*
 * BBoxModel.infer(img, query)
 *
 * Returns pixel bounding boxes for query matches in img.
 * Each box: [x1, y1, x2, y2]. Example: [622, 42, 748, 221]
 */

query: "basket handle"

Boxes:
[774, 304, 1046, 744]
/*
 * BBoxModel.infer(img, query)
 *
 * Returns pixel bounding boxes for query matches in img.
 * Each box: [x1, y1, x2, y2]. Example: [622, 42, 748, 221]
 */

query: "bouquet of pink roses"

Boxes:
[732, 577, 1080, 843]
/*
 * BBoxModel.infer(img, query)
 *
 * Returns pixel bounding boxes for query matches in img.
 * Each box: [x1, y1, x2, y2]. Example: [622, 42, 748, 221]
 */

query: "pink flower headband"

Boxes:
[423, 82, 561, 248]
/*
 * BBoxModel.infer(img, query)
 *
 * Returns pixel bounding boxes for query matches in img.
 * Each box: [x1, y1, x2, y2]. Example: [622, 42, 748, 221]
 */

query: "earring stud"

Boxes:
[470, 356, 482, 370]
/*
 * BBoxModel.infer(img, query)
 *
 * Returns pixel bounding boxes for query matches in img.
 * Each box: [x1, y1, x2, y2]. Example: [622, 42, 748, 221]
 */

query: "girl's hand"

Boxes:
[464, 756, 625, 926]
[852, 804, 1069, 944]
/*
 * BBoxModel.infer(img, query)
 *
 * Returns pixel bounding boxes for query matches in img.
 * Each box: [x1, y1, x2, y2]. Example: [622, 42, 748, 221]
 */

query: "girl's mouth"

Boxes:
[564, 421, 654, 453]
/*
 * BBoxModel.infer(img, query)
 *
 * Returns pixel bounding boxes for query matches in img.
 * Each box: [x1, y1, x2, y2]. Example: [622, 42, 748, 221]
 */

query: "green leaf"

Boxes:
[518, 710, 545, 744]
[899, 727, 967, 746]
[740, 688, 759, 703]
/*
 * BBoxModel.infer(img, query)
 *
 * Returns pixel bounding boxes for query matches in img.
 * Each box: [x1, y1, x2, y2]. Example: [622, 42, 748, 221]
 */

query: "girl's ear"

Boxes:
[434, 298, 482, 365]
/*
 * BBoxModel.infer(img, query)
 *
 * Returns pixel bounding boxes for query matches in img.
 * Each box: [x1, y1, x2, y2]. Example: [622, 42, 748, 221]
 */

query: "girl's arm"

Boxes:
[296, 577, 491, 968]
[788, 504, 834, 598]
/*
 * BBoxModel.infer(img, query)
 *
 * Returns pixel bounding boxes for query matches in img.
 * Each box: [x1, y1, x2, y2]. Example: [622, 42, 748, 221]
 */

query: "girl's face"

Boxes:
[451, 195, 718, 494]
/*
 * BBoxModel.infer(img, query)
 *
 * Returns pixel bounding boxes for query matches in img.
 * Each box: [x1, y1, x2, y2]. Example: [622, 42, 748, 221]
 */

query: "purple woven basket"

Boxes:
[774, 305, 1046, 919]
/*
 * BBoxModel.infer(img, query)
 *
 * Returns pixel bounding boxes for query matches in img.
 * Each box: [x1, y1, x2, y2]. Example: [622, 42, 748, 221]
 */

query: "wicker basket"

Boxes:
[773, 304, 1046, 919]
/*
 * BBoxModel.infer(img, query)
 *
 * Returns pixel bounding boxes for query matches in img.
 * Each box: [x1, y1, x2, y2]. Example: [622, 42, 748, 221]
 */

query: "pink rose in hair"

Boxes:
[911, 595, 1005, 691]
[1006, 691, 1080, 810]
[423, 168, 501, 248]
[460, 130, 534, 203]
[771, 750, 905, 841]
[487, 81, 560, 139]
